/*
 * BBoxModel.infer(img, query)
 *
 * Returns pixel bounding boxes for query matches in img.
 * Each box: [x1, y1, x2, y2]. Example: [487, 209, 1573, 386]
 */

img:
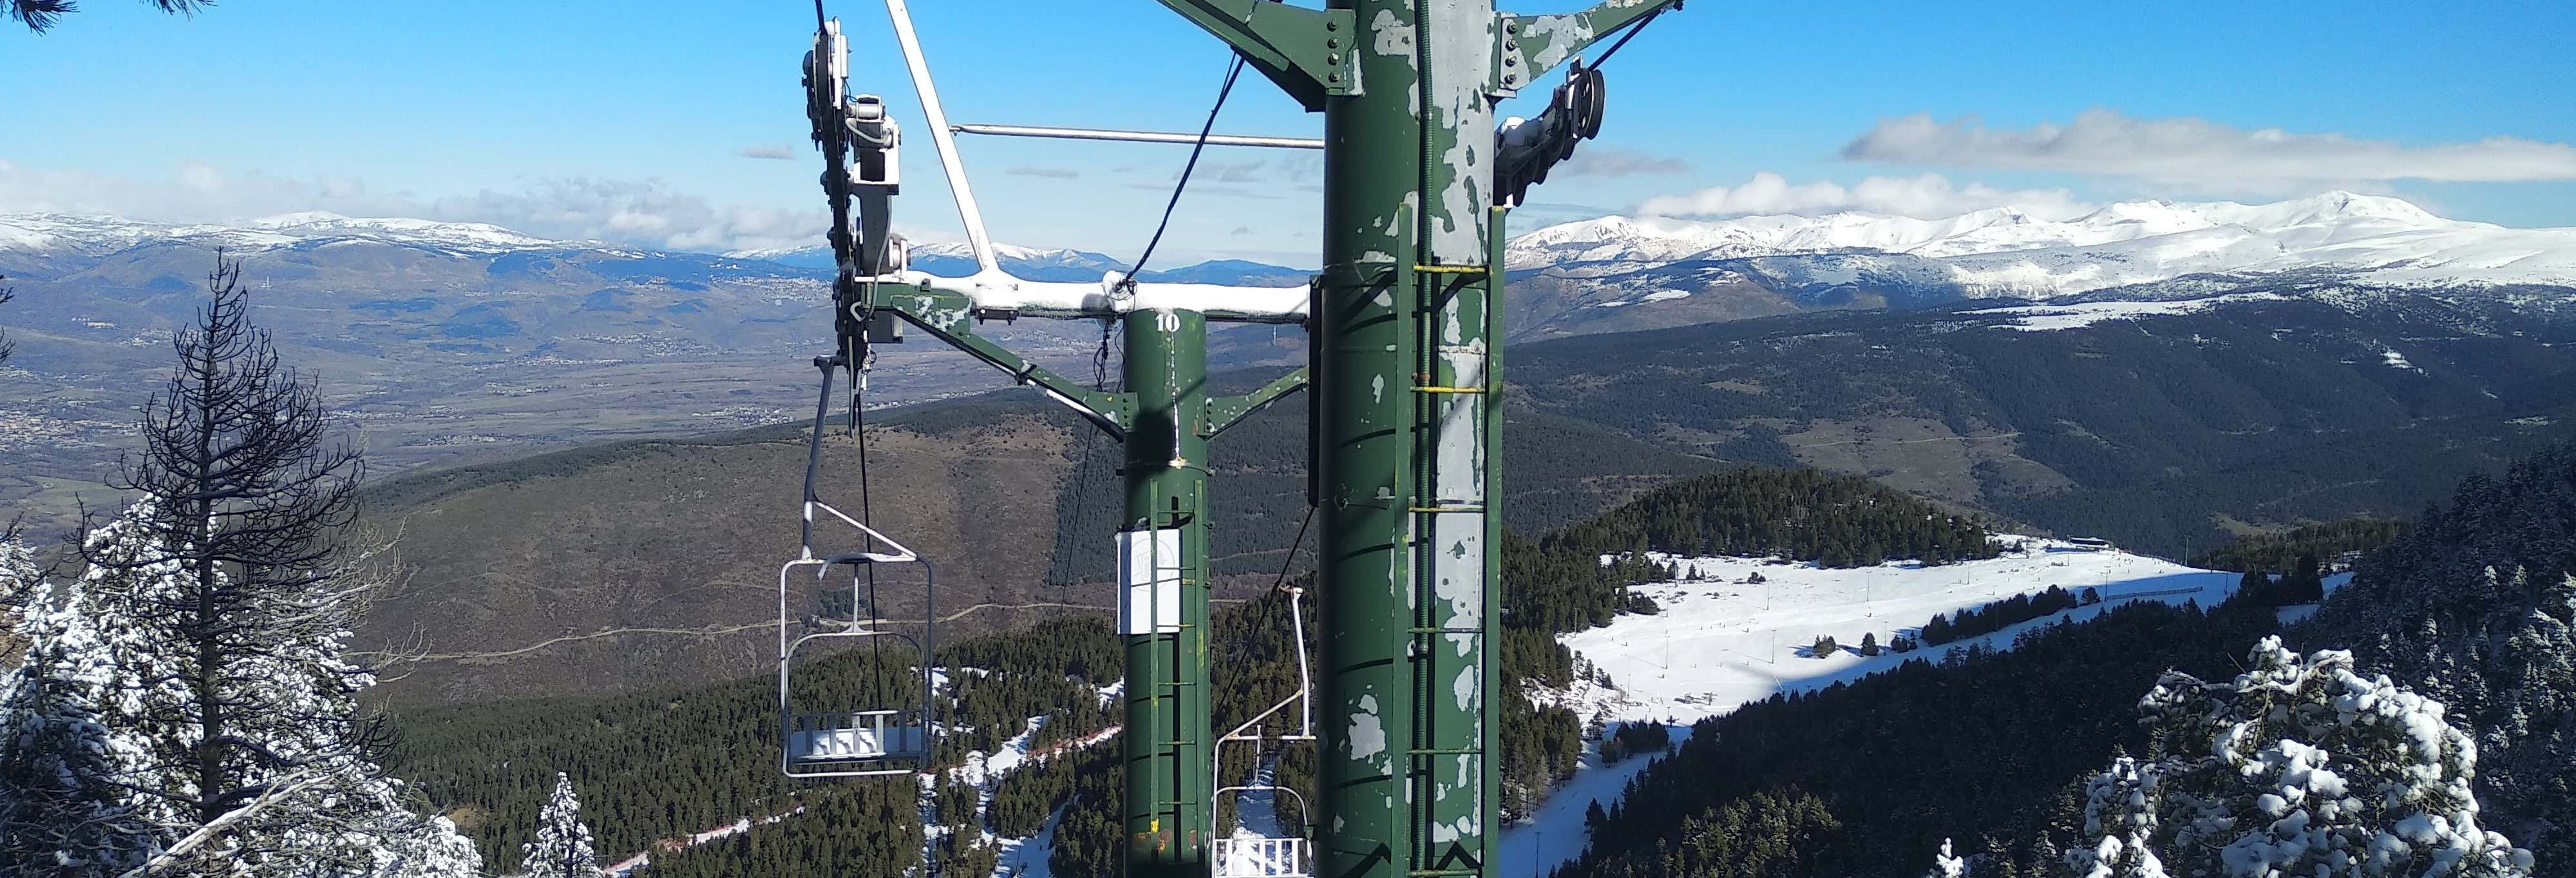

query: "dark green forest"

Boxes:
[1507, 296, 2576, 558]
[1550, 466, 1996, 568]
[2186, 516, 2407, 573]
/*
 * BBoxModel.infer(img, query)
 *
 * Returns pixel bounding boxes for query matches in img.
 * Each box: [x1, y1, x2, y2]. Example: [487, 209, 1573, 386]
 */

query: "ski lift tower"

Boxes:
[1150, 3, 1680, 877]
[800, 3, 1680, 877]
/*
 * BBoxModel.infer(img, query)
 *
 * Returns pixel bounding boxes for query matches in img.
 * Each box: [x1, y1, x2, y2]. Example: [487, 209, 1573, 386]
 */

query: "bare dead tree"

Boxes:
[91, 254, 393, 870]
[7, 0, 206, 34]
[1, 276, 16, 365]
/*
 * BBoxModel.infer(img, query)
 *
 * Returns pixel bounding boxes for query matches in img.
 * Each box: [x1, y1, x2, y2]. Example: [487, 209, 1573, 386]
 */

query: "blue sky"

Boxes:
[5, 0, 2573, 266]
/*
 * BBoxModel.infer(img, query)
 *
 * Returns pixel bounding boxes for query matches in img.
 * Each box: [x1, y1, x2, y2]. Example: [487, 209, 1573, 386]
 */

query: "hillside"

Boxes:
[0, 213, 1305, 537]
[1507, 290, 2576, 557]
[355, 383, 1721, 702]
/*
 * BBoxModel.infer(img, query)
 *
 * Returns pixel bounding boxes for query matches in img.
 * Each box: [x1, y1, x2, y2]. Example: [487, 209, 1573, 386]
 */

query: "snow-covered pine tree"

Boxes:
[518, 772, 601, 878]
[2067, 636, 2533, 878]
[2065, 756, 2166, 878]
[1926, 837, 1967, 878]
[0, 573, 156, 877]
[77, 258, 479, 878]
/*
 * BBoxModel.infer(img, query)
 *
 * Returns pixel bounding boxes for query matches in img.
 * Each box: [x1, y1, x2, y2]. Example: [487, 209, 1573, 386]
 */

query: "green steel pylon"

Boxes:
[1159, 3, 1678, 877]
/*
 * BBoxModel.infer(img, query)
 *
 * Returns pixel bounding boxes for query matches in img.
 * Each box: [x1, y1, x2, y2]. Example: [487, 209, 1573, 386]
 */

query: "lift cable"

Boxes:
[1119, 52, 1249, 288]
[1587, 3, 1669, 68]
[1051, 48, 1245, 586]
[1046, 327, 1121, 586]
[1272, 503, 1316, 593]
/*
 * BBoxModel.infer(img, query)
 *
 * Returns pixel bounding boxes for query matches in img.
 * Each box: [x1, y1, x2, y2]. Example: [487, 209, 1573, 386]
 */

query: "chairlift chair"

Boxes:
[1209, 585, 1319, 877]
[778, 355, 938, 779]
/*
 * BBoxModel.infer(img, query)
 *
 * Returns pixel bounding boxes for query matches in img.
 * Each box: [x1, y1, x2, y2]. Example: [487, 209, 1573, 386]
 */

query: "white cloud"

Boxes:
[1635, 171, 2095, 220]
[735, 145, 796, 160]
[431, 178, 825, 253]
[0, 159, 828, 253]
[1842, 110, 2576, 187]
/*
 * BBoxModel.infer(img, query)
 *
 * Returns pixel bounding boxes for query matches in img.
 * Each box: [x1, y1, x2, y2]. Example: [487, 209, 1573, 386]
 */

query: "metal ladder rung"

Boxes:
[1412, 263, 1491, 275]
[1407, 505, 1486, 513]
[1406, 747, 1484, 756]
[1411, 385, 1486, 394]
[1407, 627, 1485, 635]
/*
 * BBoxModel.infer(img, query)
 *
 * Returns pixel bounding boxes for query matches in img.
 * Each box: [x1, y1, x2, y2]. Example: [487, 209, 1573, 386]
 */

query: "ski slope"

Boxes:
[1501, 539, 2243, 877]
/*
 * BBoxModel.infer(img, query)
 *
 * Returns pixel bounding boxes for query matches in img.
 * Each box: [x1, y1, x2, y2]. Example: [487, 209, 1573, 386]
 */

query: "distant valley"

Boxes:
[8, 193, 2574, 565]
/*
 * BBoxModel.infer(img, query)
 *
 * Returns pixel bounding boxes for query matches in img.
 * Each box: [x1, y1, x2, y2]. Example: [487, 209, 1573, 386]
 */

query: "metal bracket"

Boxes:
[1153, 0, 1358, 111]
[1499, 0, 1684, 87]
[1203, 366, 1309, 439]
[865, 284, 1136, 437]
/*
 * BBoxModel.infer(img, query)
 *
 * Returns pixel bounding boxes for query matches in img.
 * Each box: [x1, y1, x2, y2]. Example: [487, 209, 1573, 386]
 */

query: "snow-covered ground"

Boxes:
[1501, 539, 2249, 877]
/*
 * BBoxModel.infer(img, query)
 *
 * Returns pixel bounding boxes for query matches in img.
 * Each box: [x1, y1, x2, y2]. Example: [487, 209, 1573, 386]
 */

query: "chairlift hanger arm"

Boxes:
[1204, 366, 1308, 439]
[864, 285, 1137, 438]
[1502, 0, 1686, 84]
[1151, 0, 1357, 111]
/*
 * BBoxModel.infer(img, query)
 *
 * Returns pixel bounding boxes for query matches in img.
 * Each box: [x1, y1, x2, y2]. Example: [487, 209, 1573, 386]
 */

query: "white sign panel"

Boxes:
[1117, 528, 1184, 635]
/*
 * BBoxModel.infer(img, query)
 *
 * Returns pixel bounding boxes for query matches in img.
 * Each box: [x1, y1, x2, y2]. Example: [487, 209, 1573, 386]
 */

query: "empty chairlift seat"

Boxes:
[785, 710, 927, 765]
[1212, 837, 1311, 878]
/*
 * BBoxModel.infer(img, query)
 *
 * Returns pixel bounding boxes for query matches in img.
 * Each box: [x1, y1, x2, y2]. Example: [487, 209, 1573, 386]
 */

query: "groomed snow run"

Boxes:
[1500, 539, 2244, 877]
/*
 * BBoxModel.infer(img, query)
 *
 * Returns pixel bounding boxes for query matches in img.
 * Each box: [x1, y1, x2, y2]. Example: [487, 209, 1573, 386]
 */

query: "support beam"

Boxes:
[1501, 0, 1686, 85]
[954, 122, 1323, 150]
[1205, 366, 1310, 438]
[867, 285, 1134, 436]
[1151, 0, 1358, 110]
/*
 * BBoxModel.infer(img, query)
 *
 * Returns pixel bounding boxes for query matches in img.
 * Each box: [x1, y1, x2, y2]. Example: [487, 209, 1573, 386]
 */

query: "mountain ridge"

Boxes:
[1505, 191, 2576, 301]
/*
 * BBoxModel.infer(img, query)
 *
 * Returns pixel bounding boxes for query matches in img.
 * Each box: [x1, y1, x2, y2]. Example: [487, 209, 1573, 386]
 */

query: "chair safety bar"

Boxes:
[777, 554, 939, 779]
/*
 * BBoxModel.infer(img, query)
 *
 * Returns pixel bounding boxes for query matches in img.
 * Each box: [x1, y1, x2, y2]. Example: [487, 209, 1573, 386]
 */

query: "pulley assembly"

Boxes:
[1495, 57, 1607, 207]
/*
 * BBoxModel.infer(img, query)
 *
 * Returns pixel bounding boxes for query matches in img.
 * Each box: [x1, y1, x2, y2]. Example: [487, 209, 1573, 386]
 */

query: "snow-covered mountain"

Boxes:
[0, 211, 578, 267]
[1507, 192, 2576, 299]
[1, 211, 1303, 286]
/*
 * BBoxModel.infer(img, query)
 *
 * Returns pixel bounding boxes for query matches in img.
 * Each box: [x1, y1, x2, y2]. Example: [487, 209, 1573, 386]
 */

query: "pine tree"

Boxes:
[0, 574, 156, 877]
[77, 259, 480, 877]
[518, 772, 601, 878]
[2235, 567, 2272, 606]
[1861, 632, 1882, 657]
[1926, 837, 1967, 878]
[2065, 636, 2535, 878]
[2280, 551, 2325, 604]
[2065, 756, 2164, 878]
